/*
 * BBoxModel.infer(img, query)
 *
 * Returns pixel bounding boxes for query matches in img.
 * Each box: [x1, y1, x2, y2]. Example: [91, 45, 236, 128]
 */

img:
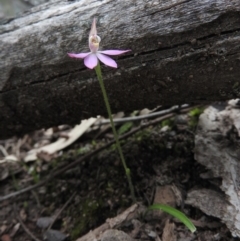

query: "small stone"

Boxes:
[43, 229, 67, 241]
[101, 229, 133, 241]
[146, 230, 157, 238]
[37, 217, 54, 229]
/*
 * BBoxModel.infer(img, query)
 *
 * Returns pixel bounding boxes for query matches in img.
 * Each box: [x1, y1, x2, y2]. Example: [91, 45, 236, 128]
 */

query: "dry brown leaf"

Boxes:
[162, 219, 176, 241]
[1, 234, 11, 241]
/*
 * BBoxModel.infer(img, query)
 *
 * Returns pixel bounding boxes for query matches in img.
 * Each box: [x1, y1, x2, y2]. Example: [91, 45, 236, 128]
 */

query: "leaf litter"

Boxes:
[0, 105, 237, 241]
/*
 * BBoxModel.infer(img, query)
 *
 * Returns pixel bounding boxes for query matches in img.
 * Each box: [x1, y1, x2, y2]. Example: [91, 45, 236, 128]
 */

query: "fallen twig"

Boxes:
[48, 191, 76, 230]
[96, 104, 189, 125]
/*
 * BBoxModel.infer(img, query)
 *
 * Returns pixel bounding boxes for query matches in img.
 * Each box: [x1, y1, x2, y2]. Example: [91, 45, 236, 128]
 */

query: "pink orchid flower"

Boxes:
[68, 18, 130, 69]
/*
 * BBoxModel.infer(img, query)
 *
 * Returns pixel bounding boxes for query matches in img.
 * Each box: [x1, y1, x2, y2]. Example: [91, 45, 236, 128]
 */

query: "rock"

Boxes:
[101, 229, 133, 241]
[37, 216, 54, 229]
[43, 229, 67, 241]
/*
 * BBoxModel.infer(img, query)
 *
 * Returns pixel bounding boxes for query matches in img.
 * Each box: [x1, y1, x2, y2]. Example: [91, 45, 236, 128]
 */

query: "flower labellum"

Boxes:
[68, 18, 130, 69]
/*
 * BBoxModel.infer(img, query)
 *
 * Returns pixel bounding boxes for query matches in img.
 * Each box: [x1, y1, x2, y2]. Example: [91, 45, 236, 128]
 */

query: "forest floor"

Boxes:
[0, 105, 238, 241]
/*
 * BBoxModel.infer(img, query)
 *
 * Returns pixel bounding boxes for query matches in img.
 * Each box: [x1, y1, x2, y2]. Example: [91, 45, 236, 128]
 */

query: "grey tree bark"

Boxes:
[0, 0, 240, 138]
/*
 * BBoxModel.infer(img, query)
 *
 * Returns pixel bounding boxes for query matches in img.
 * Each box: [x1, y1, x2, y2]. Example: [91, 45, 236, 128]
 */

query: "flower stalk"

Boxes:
[94, 62, 136, 203]
[68, 18, 135, 202]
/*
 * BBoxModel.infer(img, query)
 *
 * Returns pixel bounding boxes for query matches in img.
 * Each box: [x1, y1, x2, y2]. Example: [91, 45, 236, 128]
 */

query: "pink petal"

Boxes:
[84, 53, 98, 69]
[68, 52, 90, 58]
[96, 53, 117, 68]
[98, 50, 131, 55]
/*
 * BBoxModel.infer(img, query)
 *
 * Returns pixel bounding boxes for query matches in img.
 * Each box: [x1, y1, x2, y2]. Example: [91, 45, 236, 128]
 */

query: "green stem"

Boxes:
[94, 62, 136, 203]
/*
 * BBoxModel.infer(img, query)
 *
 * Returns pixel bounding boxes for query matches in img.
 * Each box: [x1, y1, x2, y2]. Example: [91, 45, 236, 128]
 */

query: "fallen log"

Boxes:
[0, 0, 240, 138]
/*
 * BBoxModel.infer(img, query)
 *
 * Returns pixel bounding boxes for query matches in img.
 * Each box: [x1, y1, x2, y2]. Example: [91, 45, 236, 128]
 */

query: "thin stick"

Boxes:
[48, 191, 76, 230]
[96, 104, 189, 125]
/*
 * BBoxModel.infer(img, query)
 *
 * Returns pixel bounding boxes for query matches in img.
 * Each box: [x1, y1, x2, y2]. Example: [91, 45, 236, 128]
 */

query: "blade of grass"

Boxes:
[148, 204, 196, 233]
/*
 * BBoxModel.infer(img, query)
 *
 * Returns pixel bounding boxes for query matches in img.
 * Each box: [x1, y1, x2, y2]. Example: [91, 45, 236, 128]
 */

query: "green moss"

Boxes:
[188, 107, 204, 129]
[232, 81, 239, 89]
[118, 121, 133, 135]
[70, 199, 103, 240]
[134, 129, 151, 142]
[161, 119, 174, 128]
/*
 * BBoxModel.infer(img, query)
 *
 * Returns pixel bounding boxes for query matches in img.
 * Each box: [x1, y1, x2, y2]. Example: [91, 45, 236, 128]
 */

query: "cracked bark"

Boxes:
[0, 0, 240, 138]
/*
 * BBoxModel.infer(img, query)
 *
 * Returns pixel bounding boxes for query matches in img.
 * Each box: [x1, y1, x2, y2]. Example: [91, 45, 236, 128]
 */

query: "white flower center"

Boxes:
[89, 35, 101, 52]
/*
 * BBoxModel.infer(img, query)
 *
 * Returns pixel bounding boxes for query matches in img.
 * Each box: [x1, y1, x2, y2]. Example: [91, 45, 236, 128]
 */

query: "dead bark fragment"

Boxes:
[76, 204, 142, 241]
[190, 99, 240, 237]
